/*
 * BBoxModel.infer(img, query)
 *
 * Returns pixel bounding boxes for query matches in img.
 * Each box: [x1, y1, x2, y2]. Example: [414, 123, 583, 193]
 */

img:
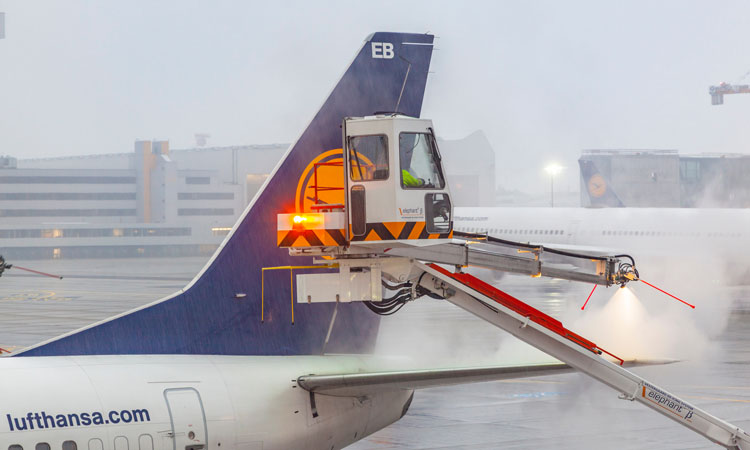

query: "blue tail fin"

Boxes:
[579, 159, 625, 207]
[18, 32, 435, 357]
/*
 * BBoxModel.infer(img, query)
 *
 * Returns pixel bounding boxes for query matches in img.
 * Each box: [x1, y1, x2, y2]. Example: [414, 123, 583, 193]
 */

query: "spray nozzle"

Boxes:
[614, 260, 639, 287]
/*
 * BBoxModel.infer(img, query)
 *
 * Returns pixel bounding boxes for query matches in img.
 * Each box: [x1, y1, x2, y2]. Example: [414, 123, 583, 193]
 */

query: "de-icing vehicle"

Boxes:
[277, 114, 750, 449]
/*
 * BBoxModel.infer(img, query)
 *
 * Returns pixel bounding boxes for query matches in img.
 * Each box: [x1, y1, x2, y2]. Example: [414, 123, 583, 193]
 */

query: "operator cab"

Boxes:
[344, 114, 453, 243]
[277, 114, 453, 250]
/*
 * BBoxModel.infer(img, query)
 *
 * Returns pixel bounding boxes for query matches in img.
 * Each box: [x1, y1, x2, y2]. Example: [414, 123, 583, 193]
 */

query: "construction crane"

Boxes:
[710, 82, 750, 105]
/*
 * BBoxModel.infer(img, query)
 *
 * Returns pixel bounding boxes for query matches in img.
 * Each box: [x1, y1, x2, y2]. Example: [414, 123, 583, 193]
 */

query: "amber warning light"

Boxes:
[277, 211, 346, 248]
[291, 214, 323, 227]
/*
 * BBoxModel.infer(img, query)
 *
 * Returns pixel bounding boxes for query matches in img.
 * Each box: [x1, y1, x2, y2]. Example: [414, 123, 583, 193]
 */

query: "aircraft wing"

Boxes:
[297, 360, 668, 397]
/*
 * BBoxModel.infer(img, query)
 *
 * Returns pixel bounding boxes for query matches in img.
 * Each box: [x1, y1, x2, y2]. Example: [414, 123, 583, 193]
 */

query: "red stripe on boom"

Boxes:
[428, 264, 624, 365]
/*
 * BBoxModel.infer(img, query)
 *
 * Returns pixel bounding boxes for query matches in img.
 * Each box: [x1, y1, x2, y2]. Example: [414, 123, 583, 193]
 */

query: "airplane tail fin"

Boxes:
[17, 32, 435, 357]
[578, 159, 624, 207]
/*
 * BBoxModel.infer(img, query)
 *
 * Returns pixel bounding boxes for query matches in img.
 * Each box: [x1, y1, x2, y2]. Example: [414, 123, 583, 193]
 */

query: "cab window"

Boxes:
[399, 132, 444, 189]
[348, 135, 389, 181]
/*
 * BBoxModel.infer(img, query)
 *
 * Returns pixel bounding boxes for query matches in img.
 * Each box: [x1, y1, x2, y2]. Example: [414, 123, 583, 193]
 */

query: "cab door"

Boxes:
[396, 128, 452, 235]
[164, 388, 207, 450]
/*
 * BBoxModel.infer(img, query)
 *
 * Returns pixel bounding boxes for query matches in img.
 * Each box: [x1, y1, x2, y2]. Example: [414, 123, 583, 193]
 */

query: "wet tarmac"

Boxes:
[1, 257, 749, 449]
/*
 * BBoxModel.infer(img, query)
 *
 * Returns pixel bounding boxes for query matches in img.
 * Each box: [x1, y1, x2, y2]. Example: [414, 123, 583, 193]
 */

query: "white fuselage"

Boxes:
[0, 355, 411, 450]
[454, 207, 750, 278]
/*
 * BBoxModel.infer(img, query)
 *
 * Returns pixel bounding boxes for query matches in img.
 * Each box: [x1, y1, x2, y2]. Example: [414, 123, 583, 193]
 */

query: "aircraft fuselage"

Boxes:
[0, 355, 411, 450]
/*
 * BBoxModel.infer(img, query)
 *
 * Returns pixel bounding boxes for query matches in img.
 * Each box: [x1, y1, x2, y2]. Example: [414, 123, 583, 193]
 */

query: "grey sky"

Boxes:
[1, 1, 749, 193]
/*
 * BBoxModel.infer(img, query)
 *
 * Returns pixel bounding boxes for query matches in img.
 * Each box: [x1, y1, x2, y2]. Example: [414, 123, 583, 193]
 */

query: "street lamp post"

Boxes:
[544, 164, 563, 207]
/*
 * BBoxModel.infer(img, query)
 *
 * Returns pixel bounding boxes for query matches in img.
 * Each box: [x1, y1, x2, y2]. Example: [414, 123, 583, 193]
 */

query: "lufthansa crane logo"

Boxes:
[587, 174, 607, 198]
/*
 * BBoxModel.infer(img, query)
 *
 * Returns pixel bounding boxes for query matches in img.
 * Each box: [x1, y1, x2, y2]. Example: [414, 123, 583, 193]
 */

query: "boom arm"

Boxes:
[416, 262, 750, 449]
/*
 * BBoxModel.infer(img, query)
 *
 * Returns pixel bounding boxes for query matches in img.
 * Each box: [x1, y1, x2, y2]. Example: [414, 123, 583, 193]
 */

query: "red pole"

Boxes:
[581, 284, 597, 310]
[11, 265, 63, 279]
[639, 279, 695, 309]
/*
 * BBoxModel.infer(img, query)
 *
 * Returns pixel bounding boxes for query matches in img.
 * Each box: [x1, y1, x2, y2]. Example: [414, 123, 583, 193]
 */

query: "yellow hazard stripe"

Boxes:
[279, 222, 453, 247]
[277, 229, 347, 248]
[408, 222, 425, 240]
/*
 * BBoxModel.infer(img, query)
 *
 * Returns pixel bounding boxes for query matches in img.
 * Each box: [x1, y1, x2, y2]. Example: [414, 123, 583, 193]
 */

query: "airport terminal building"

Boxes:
[1, 132, 494, 259]
[0, 141, 287, 259]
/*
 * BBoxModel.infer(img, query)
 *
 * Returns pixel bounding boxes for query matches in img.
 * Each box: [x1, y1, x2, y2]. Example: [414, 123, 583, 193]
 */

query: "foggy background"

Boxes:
[2, 4, 750, 447]
[2, 1, 750, 195]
